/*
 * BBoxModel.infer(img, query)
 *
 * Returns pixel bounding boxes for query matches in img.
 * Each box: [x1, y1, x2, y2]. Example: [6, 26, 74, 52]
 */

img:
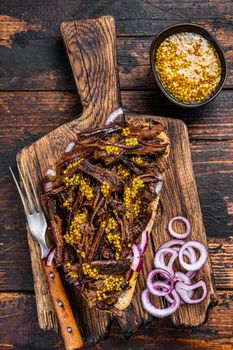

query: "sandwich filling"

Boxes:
[42, 119, 169, 314]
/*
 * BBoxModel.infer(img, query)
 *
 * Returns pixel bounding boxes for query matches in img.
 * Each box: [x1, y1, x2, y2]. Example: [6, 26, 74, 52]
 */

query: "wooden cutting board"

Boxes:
[16, 16, 217, 343]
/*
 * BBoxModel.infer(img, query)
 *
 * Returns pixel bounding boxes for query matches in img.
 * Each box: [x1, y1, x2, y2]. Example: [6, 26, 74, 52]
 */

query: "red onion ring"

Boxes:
[126, 269, 133, 281]
[105, 107, 124, 125]
[174, 272, 193, 304]
[164, 272, 194, 305]
[141, 215, 209, 318]
[147, 269, 173, 296]
[46, 246, 56, 266]
[175, 272, 192, 285]
[164, 292, 175, 304]
[160, 239, 197, 265]
[150, 281, 172, 296]
[141, 288, 180, 318]
[155, 172, 163, 195]
[179, 241, 208, 271]
[45, 168, 57, 177]
[168, 216, 191, 239]
[131, 243, 143, 272]
[44, 181, 53, 192]
[160, 239, 186, 249]
[65, 141, 75, 153]
[139, 229, 149, 254]
[186, 271, 197, 279]
[175, 280, 207, 304]
[154, 248, 178, 276]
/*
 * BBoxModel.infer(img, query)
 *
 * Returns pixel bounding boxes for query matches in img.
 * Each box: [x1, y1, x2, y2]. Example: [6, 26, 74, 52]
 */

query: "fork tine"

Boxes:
[17, 164, 35, 213]
[9, 166, 30, 216]
[26, 164, 41, 211]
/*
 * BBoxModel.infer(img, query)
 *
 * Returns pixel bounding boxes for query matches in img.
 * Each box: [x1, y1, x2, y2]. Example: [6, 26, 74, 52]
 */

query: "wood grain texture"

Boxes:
[0, 35, 231, 91]
[42, 260, 83, 349]
[0, 1, 232, 91]
[1, 90, 232, 142]
[60, 16, 121, 128]
[1, 0, 232, 23]
[0, 290, 232, 350]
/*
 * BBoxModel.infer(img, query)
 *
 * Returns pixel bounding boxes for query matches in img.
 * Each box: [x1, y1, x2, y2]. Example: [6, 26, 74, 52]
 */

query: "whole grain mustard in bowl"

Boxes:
[150, 24, 227, 108]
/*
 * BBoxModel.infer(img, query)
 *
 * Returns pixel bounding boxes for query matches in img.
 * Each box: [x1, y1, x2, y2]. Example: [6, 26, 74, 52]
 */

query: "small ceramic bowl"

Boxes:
[150, 24, 227, 108]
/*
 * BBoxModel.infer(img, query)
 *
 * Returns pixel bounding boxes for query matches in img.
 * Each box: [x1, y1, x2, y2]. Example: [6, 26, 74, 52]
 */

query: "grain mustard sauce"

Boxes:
[155, 32, 221, 103]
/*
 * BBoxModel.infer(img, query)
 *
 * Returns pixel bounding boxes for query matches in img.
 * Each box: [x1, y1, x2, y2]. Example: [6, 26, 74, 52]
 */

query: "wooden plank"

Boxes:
[0, 36, 231, 90]
[0, 1, 232, 30]
[0, 290, 233, 350]
[209, 238, 233, 290]
[191, 142, 233, 238]
[15, 15, 215, 333]
[1, 93, 233, 291]
[0, 292, 61, 349]
[0, 17, 232, 90]
[0, 90, 233, 141]
[1, 225, 233, 292]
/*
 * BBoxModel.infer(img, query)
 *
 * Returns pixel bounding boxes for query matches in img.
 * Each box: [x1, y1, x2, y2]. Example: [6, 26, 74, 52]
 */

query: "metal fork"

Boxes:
[9, 163, 83, 350]
[9, 164, 49, 259]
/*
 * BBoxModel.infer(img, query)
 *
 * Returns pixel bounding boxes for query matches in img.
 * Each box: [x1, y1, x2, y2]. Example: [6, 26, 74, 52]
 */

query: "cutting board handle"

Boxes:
[61, 16, 122, 128]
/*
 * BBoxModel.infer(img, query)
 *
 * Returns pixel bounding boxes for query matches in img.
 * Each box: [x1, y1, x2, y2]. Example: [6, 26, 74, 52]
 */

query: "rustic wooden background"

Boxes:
[0, 1, 233, 349]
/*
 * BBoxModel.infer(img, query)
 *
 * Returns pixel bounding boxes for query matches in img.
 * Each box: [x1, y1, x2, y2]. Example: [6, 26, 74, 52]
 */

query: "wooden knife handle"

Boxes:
[42, 260, 83, 349]
[60, 16, 122, 128]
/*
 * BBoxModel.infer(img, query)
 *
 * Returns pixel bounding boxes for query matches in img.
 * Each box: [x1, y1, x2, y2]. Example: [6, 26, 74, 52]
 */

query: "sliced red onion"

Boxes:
[164, 292, 175, 304]
[184, 246, 196, 264]
[175, 280, 207, 304]
[150, 281, 172, 296]
[160, 239, 186, 249]
[126, 269, 133, 281]
[147, 269, 174, 296]
[179, 241, 208, 271]
[131, 243, 143, 272]
[65, 141, 75, 153]
[45, 168, 57, 177]
[175, 272, 192, 285]
[105, 107, 124, 125]
[174, 272, 193, 304]
[139, 229, 149, 254]
[160, 239, 195, 261]
[160, 239, 197, 274]
[44, 181, 53, 192]
[155, 172, 163, 195]
[141, 288, 180, 318]
[168, 216, 191, 239]
[46, 246, 56, 266]
[154, 248, 178, 276]
[149, 268, 173, 281]
[136, 257, 144, 272]
[187, 271, 197, 279]
[141, 215, 209, 317]
[164, 272, 194, 305]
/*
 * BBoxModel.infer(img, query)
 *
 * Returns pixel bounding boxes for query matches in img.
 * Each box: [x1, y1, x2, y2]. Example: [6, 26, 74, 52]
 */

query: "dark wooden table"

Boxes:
[0, 1, 233, 349]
